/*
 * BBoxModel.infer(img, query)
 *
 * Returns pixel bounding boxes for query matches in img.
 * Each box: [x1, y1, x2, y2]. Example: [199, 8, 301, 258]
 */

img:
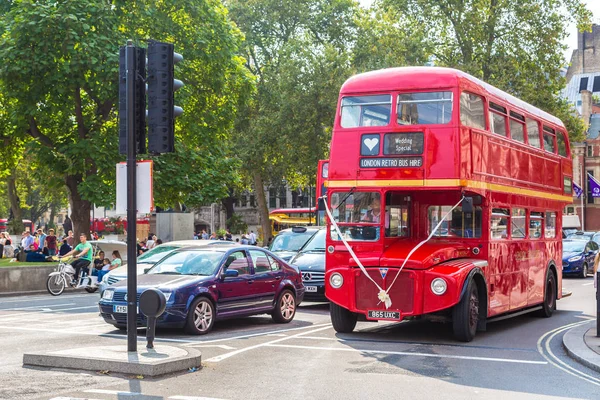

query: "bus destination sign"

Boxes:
[360, 157, 422, 168]
[384, 132, 424, 155]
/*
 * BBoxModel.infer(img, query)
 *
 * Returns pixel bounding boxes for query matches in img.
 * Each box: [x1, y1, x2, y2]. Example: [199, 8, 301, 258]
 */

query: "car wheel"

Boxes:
[272, 289, 296, 323]
[185, 297, 215, 335]
[85, 286, 98, 293]
[330, 302, 357, 333]
[580, 263, 588, 279]
[536, 270, 556, 318]
[452, 279, 480, 342]
[115, 325, 126, 331]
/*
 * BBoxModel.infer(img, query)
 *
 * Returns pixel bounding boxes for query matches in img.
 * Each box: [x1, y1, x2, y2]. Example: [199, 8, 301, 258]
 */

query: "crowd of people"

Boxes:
[193, 229, 258, 245]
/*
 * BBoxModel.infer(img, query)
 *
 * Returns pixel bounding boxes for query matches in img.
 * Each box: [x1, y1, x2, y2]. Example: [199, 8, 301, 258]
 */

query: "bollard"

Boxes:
[139, 288, 167, 349]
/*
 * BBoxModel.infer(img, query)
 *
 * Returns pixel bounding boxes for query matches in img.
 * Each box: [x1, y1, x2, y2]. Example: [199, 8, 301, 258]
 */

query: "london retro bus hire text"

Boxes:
[323, 67, 572, 342]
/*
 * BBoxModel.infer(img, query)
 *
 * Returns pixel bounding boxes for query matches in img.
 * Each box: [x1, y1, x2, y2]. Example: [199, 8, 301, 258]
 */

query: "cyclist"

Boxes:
[61, 233, 93, 284]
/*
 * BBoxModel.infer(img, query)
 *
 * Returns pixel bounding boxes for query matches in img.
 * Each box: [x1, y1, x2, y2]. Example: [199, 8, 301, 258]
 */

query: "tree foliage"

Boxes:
[382, 0, 592, 140]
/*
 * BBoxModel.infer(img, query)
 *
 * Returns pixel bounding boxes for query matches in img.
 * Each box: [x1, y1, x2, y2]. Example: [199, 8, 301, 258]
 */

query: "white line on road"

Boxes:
[184, 323, 331, 347]
[537, 320, 600, 387]
[170, 396, 229, 400]
[582, 282, 595, 286]
[0, 303, 73, 311]
[0, 305, 98, 320]
[85, 389, 141, 396]
[204, 325, 332, 363]
[266, 343, 549, 365]
[0, 294, 93, 303]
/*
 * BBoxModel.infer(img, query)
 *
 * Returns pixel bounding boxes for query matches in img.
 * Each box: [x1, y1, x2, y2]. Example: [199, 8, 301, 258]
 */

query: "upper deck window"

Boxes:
[557, 131, 568, 157]
[542, 126, 556, 153]
[527, 119, 541, 148]
[509, 111, 525, 143]
[460, 92, 485, 129]
[341, 95, 391, 128]
[397, 92, 452, 125]
[489, 102, 507, 136]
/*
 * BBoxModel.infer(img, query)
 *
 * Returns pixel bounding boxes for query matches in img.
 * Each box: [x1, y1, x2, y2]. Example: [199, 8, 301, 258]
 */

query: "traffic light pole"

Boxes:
[125, 40, 138, 352]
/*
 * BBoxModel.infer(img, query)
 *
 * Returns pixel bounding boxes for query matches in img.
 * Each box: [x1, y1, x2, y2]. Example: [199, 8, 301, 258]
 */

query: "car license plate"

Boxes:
[305, 286, 318, 293]
[113, 305, 138, 313]
[368, 310, 400, 320]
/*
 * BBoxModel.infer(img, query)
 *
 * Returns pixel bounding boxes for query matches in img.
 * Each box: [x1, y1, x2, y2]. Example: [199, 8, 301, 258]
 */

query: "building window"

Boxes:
[588, 146, 593, 157]
[250, 194, 256, 208]
[269, 188, 277, 208]
[278, 187, 287, 208]
[579, 77, 589, 92]
[593, 76, 600, 92]
[240, 195, 247, 208]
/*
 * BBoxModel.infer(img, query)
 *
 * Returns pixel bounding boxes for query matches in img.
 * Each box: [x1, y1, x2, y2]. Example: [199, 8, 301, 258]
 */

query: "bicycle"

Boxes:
[46, 257, 98, 296]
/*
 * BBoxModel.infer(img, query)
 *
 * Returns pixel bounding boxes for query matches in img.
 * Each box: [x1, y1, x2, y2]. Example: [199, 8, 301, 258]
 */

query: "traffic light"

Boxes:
[147, 40, 184, 154]
[118, 46, 146, 154]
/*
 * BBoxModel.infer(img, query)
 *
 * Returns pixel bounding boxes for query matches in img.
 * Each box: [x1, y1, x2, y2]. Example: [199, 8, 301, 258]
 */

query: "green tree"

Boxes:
[0, 0, 252, 241]
[227, 0, 358, 242]
[383, 0, 592, 140]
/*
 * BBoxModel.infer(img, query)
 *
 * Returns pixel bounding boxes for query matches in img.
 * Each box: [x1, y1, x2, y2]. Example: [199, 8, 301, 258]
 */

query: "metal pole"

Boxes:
[125, 40, 138, 352]
[581, 161, 585, 231]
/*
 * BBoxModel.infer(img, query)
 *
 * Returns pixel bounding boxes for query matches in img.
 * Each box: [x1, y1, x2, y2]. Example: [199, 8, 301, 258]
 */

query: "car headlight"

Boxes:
[102, 290, 114, 300]
[431, 278, 447, 295]
[567, 255, 583, 262]
[163, 292, 172, 301]
[330, 273, 344, 289]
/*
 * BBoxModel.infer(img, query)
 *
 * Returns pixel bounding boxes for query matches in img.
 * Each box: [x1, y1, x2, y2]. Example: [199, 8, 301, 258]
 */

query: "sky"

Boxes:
[358, 0, 600, 62]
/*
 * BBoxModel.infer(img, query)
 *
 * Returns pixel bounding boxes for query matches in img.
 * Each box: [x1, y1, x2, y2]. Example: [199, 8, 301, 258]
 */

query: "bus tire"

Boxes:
[536, 270, 556, 318]
[452, 279, 479, 342]
[330, 303, 357, 333]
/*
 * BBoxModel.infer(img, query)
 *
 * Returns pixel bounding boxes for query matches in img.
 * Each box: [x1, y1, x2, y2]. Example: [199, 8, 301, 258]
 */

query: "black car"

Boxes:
[290, 228, 327, 301]
[269, 226, 322, 262]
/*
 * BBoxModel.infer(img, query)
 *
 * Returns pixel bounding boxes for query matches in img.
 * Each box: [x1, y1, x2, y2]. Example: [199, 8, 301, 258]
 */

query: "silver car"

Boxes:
[98, 239, 236, 293]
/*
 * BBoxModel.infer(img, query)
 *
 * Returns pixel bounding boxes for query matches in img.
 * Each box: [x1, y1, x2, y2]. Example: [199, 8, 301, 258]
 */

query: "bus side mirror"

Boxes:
[462, 197, 474, 213]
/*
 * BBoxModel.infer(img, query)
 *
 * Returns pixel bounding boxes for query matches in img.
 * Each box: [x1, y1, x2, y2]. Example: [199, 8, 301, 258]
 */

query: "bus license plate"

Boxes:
[113, 305, 138, 313]
[368, 310, 400, 320]
[305, 286, 318, 293]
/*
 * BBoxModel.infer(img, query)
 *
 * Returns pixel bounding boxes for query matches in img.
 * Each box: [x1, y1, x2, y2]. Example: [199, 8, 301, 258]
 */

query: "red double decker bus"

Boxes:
[324, 67, 572, 341]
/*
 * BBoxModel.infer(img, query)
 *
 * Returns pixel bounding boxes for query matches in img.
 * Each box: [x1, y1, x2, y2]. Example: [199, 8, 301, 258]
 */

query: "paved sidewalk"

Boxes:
[563, 320, 600, 373]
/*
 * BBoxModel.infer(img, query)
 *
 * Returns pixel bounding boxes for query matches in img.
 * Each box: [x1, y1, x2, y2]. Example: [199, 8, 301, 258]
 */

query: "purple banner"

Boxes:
[589, 174, 600, 198]
[573, 182, 583, 198]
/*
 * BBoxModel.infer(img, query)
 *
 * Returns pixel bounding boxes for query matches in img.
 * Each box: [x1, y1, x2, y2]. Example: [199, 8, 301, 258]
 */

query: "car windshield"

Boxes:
[138, 245, 179, 263]
[563, 241, 585, 253]
[567, 233, 593, 240]
[147, 250, 224, 276]
[270, 231, 315, 252]
[300, 229, 326, 252]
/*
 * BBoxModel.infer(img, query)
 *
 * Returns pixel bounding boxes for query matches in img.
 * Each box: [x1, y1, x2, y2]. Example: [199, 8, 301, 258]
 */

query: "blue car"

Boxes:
[99, 245, 305, 334]
[562, 239, 598, 278]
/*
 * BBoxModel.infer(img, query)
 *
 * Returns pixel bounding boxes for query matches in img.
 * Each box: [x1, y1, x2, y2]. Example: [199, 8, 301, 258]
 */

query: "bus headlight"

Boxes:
[330, 273, 344, 289]
[431, 278, 447, 295]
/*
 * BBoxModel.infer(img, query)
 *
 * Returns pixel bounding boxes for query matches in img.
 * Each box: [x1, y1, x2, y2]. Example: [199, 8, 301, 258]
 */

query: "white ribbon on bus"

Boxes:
[322, 195, 465, 309]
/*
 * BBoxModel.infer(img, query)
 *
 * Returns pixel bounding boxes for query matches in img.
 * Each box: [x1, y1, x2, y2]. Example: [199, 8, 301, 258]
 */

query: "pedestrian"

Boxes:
[58, 238, 71, 256]
[225, 230, 233, 241]
[61, 233, 93, 284]
[156, 239, 163, 245]
[594, 251, 600, 290]
[110, 250, 123, 270]
[1, 233, 14, 258]
[21, 231, 34, 251]
[201, 229, 209, 240]
[209, 232, 217, 240]
[45, 228, 57, 256]
[36, 229, 47, 252]
[146, 234, 157, 249]
[62, 216, 72, 236]
[93, 251, 106, 271]
[240, 235, 249, 245]
[66, 230, 74, 247]
[249, 230, 257, 245]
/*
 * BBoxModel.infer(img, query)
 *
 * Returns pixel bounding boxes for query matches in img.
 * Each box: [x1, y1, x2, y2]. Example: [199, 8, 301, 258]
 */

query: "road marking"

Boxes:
[0, 294, 92, 303]
[265, 343, 549, 365]
[192, 345, 236, 350]
[537, 320, 600, 387]
[50, 397, 103, 400]
[204, 325, 332, 363]
[0, 303, 73, 311]
[183, 323, 331, 347]
[85, 389, 141, 396]
[0, 305, 98, 320]
[170, 396, 228, 400]
[582, 282, 594, 286]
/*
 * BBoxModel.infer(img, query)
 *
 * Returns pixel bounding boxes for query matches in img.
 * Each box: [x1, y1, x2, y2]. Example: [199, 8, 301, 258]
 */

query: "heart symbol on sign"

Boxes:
[364, 138, 379, 151]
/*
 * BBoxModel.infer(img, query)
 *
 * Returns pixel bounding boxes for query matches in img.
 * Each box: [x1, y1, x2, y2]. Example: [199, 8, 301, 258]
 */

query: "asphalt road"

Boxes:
[0, 277, 598, 400]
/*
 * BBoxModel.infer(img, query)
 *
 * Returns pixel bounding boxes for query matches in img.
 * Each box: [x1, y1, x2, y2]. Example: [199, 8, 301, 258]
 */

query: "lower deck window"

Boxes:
[428, 206, 482, 238]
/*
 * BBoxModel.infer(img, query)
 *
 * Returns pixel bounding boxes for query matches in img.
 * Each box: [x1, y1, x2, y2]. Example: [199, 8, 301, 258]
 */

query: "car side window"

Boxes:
[249, 250, 271, 274]
[266, 254, 281, 271]
[224, 251, 250, 276]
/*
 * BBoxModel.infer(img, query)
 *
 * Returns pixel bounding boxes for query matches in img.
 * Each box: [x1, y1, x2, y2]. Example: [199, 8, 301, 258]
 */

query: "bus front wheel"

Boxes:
[330, 303, 358, 333]
[452, 279, 479, 342]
